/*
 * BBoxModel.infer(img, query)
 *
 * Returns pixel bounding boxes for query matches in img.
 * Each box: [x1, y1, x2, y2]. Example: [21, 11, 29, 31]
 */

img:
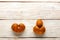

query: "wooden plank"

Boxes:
[0, 0, 55, 1]
[0, 38, 60, 40]
[0, 3, 60, 19]
[0, 20, 60, 37]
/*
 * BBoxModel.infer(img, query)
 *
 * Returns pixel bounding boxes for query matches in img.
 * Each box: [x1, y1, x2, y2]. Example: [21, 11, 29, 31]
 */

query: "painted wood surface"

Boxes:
[0, 38, 60, 40]
[0, 3, 60, 19]
[0, 20, 60, 37]
[0, 0, 59, 1]
[0, 1, 60, 40]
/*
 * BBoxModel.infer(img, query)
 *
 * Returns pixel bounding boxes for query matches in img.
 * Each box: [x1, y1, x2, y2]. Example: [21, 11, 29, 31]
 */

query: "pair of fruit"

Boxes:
[11, 23, 25, 33]
[33, 19, 46, 35]
[11, 19, 46, 35]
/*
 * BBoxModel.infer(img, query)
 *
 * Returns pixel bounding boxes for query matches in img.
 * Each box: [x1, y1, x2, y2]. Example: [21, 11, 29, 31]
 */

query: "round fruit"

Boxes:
[36, 19, 43, 28]
[33, 26, 46, 35]
[11, 23, 25, 33]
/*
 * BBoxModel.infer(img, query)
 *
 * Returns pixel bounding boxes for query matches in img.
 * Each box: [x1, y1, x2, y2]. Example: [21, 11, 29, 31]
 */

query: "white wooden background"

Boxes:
[0, 0, 60, 40]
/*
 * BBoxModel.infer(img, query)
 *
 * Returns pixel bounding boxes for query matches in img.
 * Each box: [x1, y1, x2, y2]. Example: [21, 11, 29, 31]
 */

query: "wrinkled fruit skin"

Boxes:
[36, 19, 43, 28]
[11, 23, 25, 33]
[33, 26, 46, 35]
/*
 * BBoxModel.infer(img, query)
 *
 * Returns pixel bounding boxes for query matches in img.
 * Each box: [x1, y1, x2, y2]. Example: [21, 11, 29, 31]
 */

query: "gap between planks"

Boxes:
[0, 19, 60, 20]
[0, 1, 59, 3]
[0, 35, 60, 38]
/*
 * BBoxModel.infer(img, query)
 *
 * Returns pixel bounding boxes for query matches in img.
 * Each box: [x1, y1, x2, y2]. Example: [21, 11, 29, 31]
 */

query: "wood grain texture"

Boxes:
[0, 38, 60, 40]
[0, 20, 60, 37]
[0, 0, 60, 1]
[0, 3, 60, 19]
[0, 1, 60, 40]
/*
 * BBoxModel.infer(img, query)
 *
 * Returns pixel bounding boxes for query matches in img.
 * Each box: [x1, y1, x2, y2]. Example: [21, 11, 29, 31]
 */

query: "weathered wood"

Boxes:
[0, 0, 60, 1]
[0, 3, 60, 19]
[0, 38, 60, 40]
[0, 1, 60, 40]
[0, 20, 60, 37]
